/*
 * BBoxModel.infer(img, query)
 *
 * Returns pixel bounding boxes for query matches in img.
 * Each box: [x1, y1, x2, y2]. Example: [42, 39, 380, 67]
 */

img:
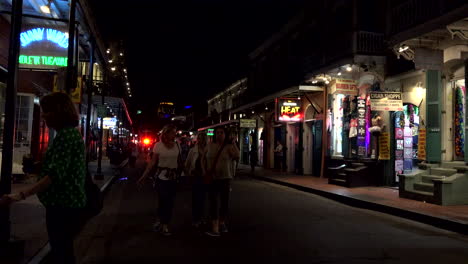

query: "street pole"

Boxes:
[0, 0, 24, 257]
[65, 0, 76, 94]
[85, 40, 94, 164]
[95, 92, 104, 180]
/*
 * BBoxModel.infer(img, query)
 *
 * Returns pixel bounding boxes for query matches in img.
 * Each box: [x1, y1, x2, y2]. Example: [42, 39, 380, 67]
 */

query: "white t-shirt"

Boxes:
[153, 142, 179, 180]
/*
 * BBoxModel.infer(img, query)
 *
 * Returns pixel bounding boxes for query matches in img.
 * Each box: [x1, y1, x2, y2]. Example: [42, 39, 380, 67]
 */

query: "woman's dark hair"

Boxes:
[214, 126, 230, 145]
[40, 92, 79, 129]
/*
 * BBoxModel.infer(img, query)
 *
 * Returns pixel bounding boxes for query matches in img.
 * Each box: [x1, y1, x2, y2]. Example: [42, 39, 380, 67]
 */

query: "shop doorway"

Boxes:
[393, 103, 420, 182]
[274, 125, 286, 170]
[312, 120, 323, 176]
[453, 80, 465, 161]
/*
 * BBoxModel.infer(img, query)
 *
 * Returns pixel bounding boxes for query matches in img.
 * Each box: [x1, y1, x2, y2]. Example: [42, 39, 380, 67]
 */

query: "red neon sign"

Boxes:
[278, 98, 302, 122]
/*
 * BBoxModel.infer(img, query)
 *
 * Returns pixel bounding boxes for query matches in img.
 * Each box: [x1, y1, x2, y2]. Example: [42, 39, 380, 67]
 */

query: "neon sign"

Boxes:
[207, 129, 214, 136]
[277, 98, 302, 122]
[19, 55, 67, 67]
[20, 28, 69, 48]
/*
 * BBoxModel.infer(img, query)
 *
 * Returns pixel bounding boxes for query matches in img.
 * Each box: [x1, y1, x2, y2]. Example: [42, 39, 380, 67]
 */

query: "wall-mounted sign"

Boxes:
[19, 26, 69, 70]
[103, 117, 117, 129]
[240, 119, 256, 128]
[370, 92, 403, 111]
[20, 28, 69, 48]
[418, 129, 426, 160]
[207, 129, 214, 136]
[329, 79, 358, 95]
[277, 98, 302, 122]
[378, 132, 390, 160]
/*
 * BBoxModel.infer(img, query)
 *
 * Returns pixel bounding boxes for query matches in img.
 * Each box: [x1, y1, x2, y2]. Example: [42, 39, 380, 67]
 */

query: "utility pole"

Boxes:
[65, 0, 76, 94]
[0, 0, 25, 257]
[85, 40, 94, 164]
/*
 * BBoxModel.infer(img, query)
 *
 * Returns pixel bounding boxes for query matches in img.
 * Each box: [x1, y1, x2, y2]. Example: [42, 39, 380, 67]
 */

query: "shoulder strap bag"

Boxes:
[204, 144, 226, 184]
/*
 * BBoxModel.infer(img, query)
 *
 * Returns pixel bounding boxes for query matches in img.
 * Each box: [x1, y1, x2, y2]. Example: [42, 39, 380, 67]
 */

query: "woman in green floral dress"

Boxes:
[4, 92, 86, 264]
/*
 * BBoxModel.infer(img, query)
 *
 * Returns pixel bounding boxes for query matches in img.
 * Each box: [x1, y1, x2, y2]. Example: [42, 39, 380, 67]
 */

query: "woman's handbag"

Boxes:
[84, 170, 103, 219]
[204, 144, 225, 184]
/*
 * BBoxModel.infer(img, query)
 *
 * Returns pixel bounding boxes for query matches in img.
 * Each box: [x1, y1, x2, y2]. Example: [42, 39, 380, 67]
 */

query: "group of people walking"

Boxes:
[0, 92, 240, 263]
[137, 125, 240, 237]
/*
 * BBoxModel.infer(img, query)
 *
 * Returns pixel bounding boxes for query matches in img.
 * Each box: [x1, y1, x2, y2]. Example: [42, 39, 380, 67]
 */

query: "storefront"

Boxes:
[276, 97, 303, 174]
[326, 67, 391, 186]
[385, 71, 426, 183]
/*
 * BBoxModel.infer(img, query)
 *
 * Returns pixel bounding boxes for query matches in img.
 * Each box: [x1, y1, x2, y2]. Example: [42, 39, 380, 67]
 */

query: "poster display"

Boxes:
[378, 132, 390, 160]
[418, 129, 426, 160]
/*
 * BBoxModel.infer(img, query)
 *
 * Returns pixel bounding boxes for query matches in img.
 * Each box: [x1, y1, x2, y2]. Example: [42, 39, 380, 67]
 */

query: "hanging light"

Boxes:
[346, 66, 352, 72]
[106, 49, 110, 54]
[325, 80, 330, 84]
[337, 72, 342, 76]
[40, 1, 51, 14]
[398, 44, 409, 52]
[108, 60, 113, 63]
[111, 67, 116, 71]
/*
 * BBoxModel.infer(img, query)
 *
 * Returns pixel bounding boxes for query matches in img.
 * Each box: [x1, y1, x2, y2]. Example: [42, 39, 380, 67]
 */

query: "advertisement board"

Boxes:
[276, 98, 302, 122]
[329, 79, 358, 95]
[370, 92, 403, 111]
[240, 119, 256, 128]
[19, 25, 69, 70]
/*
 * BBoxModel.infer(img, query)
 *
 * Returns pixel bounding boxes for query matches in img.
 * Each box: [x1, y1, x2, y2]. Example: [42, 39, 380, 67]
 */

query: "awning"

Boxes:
[92, 95, 133, 126]
[229, 85, 323, 114]
[197, 120, 239, 132]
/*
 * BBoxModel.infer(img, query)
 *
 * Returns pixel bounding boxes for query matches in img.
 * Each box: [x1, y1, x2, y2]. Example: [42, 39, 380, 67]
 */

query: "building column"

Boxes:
[464, 59, 468, 164]
[426, 70, 442, 163]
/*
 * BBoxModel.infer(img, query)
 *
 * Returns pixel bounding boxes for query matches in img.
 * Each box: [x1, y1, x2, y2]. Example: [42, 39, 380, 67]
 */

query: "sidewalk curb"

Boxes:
[27, 173, 117, 264]
[252, 175, 468, 236]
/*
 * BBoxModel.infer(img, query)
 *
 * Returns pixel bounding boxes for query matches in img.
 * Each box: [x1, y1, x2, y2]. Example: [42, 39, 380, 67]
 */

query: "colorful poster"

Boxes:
[404, 127, 412, 137]
[396, 140, 404, 150]
[378, 132, 390, 160]
[395, 128, 404, 139]
[395, 160, 404, 172]
[404, 137, 413, 148]
[395, 150, 403, 159]
[404, 148, 413, 159]
[418, 129, 426, 160]
[404, 159, 413, 170]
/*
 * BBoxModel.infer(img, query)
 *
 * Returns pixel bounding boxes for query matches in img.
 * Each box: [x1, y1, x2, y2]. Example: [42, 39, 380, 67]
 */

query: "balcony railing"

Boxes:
[355, 31, 385, 55]
[390, 0, 466, 36]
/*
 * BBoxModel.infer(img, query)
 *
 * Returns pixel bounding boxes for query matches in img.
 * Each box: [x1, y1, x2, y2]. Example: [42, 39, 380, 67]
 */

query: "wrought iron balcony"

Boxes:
[389, 0, 467, 36]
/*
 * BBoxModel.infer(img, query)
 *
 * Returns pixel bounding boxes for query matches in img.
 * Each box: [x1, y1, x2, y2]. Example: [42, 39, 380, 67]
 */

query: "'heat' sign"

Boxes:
[277, 98, 302, 122]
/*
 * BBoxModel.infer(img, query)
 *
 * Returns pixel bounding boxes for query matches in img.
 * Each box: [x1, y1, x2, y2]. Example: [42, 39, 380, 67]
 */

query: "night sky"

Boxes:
[90, 0, 305, 115]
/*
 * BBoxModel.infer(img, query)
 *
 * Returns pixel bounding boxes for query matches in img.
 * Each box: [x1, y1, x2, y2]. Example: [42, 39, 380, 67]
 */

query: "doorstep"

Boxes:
[241, 164, 468, 235]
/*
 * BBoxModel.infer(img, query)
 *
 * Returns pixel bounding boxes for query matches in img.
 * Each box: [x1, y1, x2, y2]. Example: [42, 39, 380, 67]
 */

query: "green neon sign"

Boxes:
[19, 55, 68, 67]
[207, 129, 214, 136]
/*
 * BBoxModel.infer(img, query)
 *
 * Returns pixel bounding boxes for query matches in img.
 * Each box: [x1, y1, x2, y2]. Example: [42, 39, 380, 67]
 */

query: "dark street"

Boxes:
[74, 158, 468, 263]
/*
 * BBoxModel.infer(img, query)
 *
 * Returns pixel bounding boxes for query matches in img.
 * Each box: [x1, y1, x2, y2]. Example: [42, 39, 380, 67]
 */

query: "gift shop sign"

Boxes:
[329, 79, 358, 95]
[370, 92, 403, 111]
[277, 98, 302, 122]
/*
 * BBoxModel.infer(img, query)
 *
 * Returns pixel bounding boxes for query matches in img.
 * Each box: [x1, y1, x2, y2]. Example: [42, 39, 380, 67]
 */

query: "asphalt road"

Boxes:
[74, 159, 468, 264]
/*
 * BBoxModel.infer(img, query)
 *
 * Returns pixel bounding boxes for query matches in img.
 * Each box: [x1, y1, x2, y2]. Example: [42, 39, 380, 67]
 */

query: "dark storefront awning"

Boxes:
[197, 120, 239, 132]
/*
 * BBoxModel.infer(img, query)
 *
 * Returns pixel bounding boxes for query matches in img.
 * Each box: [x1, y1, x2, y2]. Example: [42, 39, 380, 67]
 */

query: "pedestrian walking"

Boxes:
[274, 140, 284, 171]
[249, 147, 258, 173]
[184, 132, 207, 228]
[128, 141, 139, 168]
[204, 127, 240, 237]
[3, 92, 86, 264]
[138, 124, 181, 236]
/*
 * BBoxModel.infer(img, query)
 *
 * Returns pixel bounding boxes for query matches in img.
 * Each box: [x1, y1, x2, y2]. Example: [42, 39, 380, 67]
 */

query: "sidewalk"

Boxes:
[242, 164, 468, 235]
[9, 158, 118, 264]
